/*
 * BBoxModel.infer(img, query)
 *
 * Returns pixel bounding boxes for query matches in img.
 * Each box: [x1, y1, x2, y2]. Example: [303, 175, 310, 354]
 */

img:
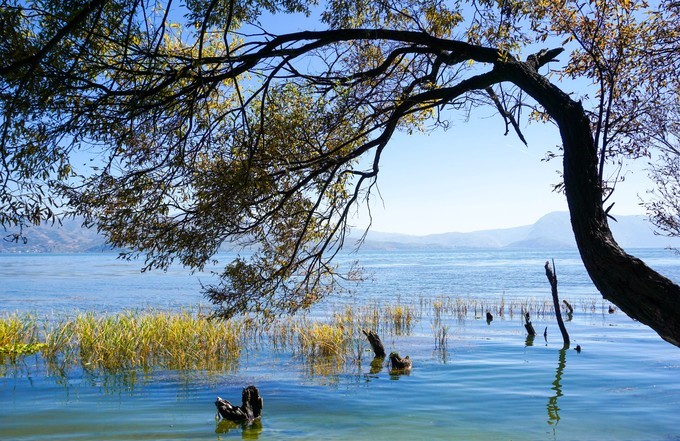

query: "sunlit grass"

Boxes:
[294, 320, 348, 358]
[382, 303, 417, 335]
[76, 310, 244, 371]
[1, 309, 243, 372]
[0, 313, 46, 360]
[0, 296, 614, 377]
[0, 313, 38, 347]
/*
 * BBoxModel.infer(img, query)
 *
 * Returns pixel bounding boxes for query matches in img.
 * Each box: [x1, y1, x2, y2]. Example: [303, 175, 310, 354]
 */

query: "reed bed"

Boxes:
[417, 295, 607, 320]
[0, 296, 615, 377]
[73, 310, 244, 370]
[0, 313, 46, 360]
[1, 309, 243, 372]
[431, 300, 449, 350]
[293, 319, 349, 358]
[382, 303, 418, 335]
[329, 301, 418, 336]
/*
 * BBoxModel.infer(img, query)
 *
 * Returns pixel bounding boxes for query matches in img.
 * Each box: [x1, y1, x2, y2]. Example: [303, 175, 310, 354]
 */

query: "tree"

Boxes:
[1, 0, 679, 345]
[643, 97, 680, 238]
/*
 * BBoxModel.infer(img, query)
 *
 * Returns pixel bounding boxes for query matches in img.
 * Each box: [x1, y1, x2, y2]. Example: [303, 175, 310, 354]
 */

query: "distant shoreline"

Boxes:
[3, 211, 679, 253]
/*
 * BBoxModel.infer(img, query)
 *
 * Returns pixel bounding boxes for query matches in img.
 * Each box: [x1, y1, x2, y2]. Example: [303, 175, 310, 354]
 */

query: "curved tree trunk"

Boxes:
[502, 58, 680, 347]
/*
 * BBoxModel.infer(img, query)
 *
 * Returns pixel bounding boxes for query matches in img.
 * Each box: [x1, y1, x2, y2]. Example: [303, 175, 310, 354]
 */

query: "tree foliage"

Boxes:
[530, 0, 679, 206]
[1, 0, 680, 340]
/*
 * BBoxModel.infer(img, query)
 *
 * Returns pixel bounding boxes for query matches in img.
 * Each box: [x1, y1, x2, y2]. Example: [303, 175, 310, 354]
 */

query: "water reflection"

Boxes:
[525, 334, 536, 347]
[300, 355, 344, 383]
[215, 418, 263, 439]
[389, 369, 411, 380]
[1, 353, 238, 396]
[369, 356, 384, 375]
[547, 348, 567, 430]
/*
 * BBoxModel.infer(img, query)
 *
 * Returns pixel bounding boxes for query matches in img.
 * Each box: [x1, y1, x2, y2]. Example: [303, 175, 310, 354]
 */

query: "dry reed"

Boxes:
[0, 296, 614, 376]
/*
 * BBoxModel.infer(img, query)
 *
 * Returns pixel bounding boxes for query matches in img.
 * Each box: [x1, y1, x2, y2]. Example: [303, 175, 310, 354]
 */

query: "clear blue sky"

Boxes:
[351, 114, 652, 235]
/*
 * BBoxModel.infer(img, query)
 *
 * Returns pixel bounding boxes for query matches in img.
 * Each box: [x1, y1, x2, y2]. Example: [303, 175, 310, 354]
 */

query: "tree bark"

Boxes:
[502, 58, 680, 347]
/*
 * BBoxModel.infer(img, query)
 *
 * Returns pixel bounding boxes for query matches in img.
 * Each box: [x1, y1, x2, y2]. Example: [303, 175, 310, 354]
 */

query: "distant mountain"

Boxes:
[0, 219, 109, 253]
[352, 212, 680, 250]
[2, 211, 678, 253]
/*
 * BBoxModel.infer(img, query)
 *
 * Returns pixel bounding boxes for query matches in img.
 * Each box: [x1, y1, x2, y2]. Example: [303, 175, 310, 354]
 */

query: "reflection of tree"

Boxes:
[547, 349, 567, 431]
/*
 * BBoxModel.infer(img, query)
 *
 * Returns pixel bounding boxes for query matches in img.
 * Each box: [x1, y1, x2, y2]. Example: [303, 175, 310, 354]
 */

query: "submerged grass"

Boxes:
[0, 313, 39, 348]
[0, 313, 46, 360]
[73, 310, 244, 371]
[0, 296, 615, 377]
[1, 309, 243, 372]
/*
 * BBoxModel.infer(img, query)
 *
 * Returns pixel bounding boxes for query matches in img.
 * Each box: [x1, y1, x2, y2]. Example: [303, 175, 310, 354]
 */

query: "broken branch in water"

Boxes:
[545, 260, 570, 348]
[524, 312, 537, 336]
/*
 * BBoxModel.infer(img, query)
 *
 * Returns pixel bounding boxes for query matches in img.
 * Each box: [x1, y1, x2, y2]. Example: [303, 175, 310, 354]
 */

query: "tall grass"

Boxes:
[382, 303, 417, 335]
[2, 309, 243, 372]
[0, 313, 46, 362]
[0, 313, 39, 348]
[0, 296, 614, 377]
[77, 310, 243, 371]
[294, 319, 348, 358]
[431, 300, 449, 350]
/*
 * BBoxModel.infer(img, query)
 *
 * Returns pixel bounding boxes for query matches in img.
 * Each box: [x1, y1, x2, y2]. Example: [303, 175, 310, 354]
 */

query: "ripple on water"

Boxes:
[2, 250, 680, 439]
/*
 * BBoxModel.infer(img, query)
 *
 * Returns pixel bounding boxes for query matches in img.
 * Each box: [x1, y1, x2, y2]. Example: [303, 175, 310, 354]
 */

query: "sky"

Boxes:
[254, 8, 657, 236]
[350, 114, 653, 235]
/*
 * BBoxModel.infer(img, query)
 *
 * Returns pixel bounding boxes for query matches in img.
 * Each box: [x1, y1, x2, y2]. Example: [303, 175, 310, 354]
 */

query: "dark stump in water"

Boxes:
[524, 312, 537, 336]
[215, 385, 263, 422]
[362, 328, 386, 358]
[389, 352, 412, 372]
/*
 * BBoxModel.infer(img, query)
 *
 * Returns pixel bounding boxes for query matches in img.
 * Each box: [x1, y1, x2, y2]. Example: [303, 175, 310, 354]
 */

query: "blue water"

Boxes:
[1, 249, 680, 440]
[0, 248, 613, 314]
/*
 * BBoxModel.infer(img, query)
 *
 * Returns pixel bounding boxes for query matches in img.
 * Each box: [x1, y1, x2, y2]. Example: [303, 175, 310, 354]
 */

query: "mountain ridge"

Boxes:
[2, 212, 678, 253]
[351, 211, 680, 250]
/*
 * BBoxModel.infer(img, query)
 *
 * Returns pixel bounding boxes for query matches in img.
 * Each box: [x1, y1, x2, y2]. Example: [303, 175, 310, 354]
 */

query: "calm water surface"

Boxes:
[1, 249, 680, 440]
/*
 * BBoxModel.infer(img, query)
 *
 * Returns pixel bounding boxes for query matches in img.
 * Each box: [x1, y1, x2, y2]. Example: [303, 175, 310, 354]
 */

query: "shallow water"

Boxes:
[1, 249, 680, 440]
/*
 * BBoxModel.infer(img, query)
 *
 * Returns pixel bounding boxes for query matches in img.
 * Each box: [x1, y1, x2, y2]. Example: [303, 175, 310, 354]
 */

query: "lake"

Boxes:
[1, 248, 680, 440]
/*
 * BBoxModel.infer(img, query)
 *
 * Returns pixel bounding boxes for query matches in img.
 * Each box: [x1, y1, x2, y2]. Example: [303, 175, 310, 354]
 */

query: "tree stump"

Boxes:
[215, 385, 263, 422]
[362, 328, 386, 358]
[389, 352, 412, 372]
